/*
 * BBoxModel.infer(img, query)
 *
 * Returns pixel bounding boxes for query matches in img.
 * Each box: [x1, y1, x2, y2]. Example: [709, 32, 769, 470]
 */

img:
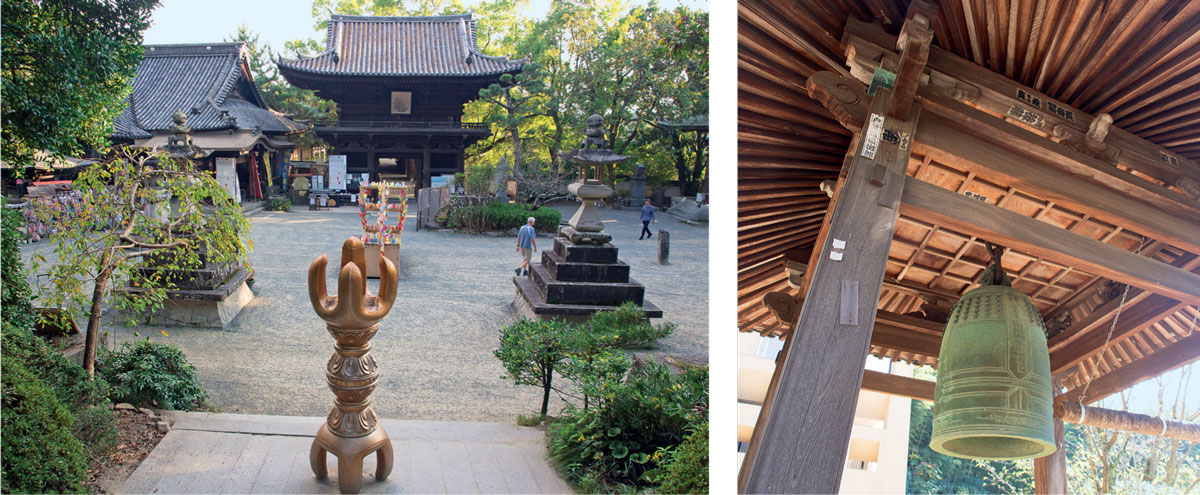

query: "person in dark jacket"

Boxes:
[639, 199, 656, 240]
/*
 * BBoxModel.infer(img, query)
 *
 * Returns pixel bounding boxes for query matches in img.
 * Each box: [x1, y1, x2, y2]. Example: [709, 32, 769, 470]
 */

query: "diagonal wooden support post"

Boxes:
[739, 79, 920, 492]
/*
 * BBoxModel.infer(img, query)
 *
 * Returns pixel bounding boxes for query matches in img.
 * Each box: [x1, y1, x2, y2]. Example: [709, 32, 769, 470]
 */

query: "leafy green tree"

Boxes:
[494, 303, 675, 418]
[494, 318, 574, 417]
[1, 0, 159, 175]
[32, 150, 251, 376]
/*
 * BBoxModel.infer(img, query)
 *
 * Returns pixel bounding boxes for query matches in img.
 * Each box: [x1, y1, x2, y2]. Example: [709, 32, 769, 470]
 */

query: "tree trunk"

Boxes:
[505, 91, 524, 171]
[540, 361, 553, 417]
[84, 251, 115, 377]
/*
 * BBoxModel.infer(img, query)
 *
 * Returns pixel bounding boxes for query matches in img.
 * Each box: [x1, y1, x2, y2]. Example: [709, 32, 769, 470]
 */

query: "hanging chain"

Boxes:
[1077, 236, 1147, 403]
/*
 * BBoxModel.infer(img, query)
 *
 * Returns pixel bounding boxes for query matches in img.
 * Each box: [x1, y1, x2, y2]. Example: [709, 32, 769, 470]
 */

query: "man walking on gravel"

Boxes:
[639, 199, 656, 240]
[515, 216, 537, 276]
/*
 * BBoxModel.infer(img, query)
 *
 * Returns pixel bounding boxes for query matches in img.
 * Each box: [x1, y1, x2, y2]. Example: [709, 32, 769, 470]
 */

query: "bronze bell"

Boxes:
[930, 284, 1057, 460]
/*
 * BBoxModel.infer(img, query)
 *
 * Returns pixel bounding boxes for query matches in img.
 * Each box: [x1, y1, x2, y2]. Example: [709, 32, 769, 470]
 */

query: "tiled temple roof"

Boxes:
[277, 14, 526, 78]
[113, 43, 302, 139]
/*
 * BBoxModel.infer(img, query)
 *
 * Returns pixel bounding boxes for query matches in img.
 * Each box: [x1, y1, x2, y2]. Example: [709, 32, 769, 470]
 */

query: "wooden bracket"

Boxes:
[762, 291, 800, 327]
[808, 71, 870, 132]
[887, 4, 935, 120]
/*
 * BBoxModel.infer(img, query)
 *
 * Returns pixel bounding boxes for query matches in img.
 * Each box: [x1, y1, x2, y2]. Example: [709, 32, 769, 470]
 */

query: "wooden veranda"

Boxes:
[737, 1, 1200, 493]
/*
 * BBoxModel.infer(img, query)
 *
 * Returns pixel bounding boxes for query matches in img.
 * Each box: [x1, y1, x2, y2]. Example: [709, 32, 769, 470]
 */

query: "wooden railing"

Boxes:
[319, 121, 489, 131]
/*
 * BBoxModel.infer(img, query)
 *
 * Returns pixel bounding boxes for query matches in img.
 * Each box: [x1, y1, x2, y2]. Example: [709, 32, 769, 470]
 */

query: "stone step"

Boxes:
[528, 263, 645, 306]
[512, 275, 663, 319]
[552, 236, 618, 264]
[541, 250, 630, 283]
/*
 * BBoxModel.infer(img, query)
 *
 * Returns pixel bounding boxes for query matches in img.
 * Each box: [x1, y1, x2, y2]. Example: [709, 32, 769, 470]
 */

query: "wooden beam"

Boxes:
[1059, 329, 1200, 404]
[739, 84, 918, 493]
[843, 18, 1200, 196]
[1050, 294, 1188, 375]
[899, 177, 1200, 307]
[860, 369, 935, 402]
[912, 112, 1200, 259]
[1034, 418, 1068, 495]
[872, 310, 943, 358]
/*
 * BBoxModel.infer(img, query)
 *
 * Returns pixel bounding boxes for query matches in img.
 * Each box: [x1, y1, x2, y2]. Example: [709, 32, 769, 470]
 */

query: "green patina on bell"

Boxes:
[930, 257, 1056, 460]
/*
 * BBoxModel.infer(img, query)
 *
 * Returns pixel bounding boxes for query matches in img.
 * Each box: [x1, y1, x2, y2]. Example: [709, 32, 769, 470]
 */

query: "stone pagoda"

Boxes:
[121, 112, 255, 329]
[511, 115, 662, 322]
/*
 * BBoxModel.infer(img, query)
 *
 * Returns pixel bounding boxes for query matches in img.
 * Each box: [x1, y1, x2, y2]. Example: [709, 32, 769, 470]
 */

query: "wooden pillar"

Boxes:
[1034, 418, 1068, 494]
[738, 84, 920, 492]
[422, 149, 431, 189]
[367, 148, 377, 183]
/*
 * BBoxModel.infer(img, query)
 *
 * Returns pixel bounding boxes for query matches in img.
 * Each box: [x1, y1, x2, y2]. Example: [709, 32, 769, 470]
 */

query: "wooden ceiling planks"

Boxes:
[738, 0, 1200, 401]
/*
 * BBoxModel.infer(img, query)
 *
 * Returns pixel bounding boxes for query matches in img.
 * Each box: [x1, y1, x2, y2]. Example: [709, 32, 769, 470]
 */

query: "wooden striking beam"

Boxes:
[1054, 401, 1200, 442]
[739, 82, 919, 493]
[860, 369, 935, 402]
[898, 178, 1200, 307]
[1059, 329, 1200, 404]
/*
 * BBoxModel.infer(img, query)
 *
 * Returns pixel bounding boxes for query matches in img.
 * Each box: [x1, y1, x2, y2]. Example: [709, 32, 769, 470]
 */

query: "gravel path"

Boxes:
[23, 202, 708, 422]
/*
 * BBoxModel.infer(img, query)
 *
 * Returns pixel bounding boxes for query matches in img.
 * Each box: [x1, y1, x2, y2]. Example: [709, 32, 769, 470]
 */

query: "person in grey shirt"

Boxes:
[639, 199, 656, 240]
[516, 217, 537, 276]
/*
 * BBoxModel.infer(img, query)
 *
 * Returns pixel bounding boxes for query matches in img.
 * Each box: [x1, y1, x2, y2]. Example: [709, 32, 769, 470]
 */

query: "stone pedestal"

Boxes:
[119, 267, 254, 329]
[364, 243, 400, 278]
[512, 237, 661, 323]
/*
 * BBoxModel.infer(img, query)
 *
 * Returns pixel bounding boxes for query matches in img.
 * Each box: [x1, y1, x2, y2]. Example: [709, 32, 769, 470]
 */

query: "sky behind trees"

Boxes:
[143, 0, 706, 53]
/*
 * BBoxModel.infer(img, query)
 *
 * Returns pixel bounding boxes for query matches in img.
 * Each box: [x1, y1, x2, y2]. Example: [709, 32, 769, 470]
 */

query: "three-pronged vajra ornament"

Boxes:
[307, 237, 397, 493]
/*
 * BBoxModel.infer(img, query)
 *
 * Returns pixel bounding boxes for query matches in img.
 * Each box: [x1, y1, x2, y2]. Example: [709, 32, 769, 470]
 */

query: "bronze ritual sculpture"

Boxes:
[307, 237, 397, 494]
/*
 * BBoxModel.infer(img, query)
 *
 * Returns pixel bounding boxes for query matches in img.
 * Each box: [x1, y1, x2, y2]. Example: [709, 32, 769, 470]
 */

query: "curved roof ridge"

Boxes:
[330, 13, 473, 22]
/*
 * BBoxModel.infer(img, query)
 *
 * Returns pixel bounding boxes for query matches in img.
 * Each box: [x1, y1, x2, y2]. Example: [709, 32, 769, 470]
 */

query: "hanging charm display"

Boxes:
[930, 242, 1057, 460]
[307, 237, 397, 493]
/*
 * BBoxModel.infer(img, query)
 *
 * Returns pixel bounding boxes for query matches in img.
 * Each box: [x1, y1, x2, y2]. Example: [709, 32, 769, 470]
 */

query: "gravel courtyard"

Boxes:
[25, 202, 707, 422]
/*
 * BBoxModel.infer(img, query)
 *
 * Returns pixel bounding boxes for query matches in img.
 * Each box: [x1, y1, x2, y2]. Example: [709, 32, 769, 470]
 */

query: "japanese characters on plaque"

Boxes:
[1007, 104, 1045, 128]
[963, 191, 988, 202]
[1047, 101, 1075, 121]
[1016, 89, 1042, 108]
[1016, 88, 1075, 122]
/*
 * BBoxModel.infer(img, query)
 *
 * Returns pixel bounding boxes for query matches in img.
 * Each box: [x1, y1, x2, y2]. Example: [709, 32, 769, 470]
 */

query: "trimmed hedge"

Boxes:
[1, 357, 89, 494]
[485, 202, 561, 232]
[447, 202, 561, 233]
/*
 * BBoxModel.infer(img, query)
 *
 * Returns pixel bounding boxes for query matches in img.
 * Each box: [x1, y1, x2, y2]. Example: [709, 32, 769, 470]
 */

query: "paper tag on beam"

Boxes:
[862, 114, 885, 160]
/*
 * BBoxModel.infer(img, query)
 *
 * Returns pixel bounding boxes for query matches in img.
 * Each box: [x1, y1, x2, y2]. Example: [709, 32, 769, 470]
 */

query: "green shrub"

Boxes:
[449, 202, 561, 233]
[1, 200, 35, 330]
[263, 197, 291, 211]
[648, 422, 709, 494]
[1, 322, 110, 413]
[1, 357, 88, 494]
[581, 302, 675, 348]
[485, 202, 561, 232]
[73, 404, 119, 463]
[548, 361, 708, 491]
[99, 339, 208, 410]
[447, 204, 488, 232]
